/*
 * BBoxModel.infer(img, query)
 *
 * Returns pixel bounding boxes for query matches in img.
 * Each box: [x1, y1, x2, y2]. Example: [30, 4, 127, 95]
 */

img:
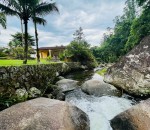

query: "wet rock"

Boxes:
[81, 79, 121, 97]
[56, 79, 79, 92]
[0, 98, 90, 130]
[111, 98, 150, 130]
[58, 76, 65, 80]
[28, 87, 41, 98]
[56, 91, 65, 100]
[104, 36, 150, 96]
[61, 63, 70, 73]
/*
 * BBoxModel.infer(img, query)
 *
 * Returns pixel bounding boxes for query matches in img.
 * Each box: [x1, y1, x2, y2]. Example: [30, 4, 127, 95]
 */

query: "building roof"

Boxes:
[39, 45, 66, 50]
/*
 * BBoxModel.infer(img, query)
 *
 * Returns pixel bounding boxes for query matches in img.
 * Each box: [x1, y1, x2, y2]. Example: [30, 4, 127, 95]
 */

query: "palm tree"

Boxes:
[0, 0, 58, 64]
[32, 16, 47, 63]
[0, 0, 37, 64]
[0, 12, 6, 29]
[31, 1, 59, 63]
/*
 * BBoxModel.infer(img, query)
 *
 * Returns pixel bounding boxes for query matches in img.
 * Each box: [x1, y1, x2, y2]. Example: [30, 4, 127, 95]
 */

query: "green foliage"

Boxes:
[65, 40, 98, 68]
[0, 12, 6, 29]
[93, 0, 150, 64]
[96, 68, 107, 76]
[136, 0, 149, 6]
[61, 27, 97, 68]
[47, 55, 52, 61]
[92, 0, 138, 63]
[0, 48, 6, 57]
[11, 47, 34, 59]
[125, 8, 150, 51]
[10, 32, 35, 47]
[59, 51, 66, 61]
[0, 96, 16, 111]
[6, 32, 35, 59]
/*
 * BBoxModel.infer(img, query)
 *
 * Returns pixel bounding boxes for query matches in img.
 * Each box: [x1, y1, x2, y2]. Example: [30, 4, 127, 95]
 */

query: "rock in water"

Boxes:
[56, 79, 79, 92]
[104, 36, 150, 96]
[81, 79, 121, 97]
[0, 98, 90, 130]
[111, 98, 150, 130]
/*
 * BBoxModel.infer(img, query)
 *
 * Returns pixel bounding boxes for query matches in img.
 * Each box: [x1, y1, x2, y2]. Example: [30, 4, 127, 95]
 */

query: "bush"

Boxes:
[64, 40, 98, 68]
[46, 56, 52, 61]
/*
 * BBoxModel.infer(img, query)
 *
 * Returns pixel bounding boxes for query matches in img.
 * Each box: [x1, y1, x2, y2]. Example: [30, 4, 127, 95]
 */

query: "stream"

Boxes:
[64, 70, 138, 130]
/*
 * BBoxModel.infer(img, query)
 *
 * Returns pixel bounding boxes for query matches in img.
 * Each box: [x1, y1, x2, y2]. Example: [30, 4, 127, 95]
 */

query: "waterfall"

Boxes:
[66, 89, 135, 130]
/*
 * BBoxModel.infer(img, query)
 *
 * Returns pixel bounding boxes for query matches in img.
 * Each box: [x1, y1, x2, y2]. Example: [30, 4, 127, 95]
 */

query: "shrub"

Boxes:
[46, 56, 52, 61]
[64, 40, 98, 68]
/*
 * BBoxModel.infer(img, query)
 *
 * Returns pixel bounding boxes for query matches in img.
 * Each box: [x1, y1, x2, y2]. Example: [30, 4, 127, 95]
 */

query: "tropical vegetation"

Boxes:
[0, 0, 58, 64]
[92, 0, 150, 63]
[7, 32, 35, 59]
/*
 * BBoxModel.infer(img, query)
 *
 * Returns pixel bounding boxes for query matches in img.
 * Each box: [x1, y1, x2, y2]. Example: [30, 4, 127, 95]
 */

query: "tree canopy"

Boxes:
[61, 27, 97, 68]
[92, 0, 150, 63]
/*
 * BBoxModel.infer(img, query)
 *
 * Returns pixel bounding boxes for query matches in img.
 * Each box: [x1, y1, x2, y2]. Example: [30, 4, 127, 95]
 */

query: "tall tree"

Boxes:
[73, 27, 84, 42]
[92, 0, 137, 63]
[73, 27, 90, 48]
[8, 32, 35, 59]
[125, 0, 150, 51]
[32, 17, 46, 63]
[31, 0, 58, 63]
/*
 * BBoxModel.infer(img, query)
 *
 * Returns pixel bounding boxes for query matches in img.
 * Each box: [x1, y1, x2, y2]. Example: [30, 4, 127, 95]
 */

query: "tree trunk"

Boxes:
[34, 21, 40, 63]
[20, 19, 24, 47]
[23, 20, 28, 64]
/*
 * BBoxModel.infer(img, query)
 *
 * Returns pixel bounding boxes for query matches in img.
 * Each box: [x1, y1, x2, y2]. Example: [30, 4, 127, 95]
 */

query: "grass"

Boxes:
[0, 59, 59, 66]
[96, 68, 107, 76]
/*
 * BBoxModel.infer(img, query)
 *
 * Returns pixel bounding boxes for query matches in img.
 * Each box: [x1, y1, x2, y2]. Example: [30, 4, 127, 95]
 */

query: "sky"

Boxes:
[0, 0, 126, 47]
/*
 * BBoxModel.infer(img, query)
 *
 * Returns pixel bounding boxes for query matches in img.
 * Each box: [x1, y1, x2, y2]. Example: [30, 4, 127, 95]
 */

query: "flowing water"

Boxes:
[65, 70, 137, 130]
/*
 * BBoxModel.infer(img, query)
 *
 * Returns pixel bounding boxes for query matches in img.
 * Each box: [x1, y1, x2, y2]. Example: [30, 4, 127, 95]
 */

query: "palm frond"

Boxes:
[35, 2, 59, 16]
[0, 12, 6, 29]
[32, 16, 47, 26]
[0, 3, 19, 16]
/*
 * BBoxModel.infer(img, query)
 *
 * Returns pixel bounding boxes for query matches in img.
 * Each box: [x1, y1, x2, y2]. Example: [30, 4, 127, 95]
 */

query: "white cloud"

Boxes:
[29, 27, 70, 47]
[84, 29, 106, 46]
[0, 27, 20, 47]
[0, 0, 126, 47]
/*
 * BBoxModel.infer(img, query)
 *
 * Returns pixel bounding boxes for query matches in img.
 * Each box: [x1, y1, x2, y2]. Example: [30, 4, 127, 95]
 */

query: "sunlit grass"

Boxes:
[0, 59, 60, 66]
[96, 68, 107, 76]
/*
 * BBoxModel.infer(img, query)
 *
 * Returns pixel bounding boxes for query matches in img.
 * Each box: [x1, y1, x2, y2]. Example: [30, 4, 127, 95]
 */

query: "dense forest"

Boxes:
[91, 0, 150, 63]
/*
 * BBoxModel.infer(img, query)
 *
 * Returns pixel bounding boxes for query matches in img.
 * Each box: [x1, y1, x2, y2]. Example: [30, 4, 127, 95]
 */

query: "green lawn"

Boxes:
[0, 59, 58, 66]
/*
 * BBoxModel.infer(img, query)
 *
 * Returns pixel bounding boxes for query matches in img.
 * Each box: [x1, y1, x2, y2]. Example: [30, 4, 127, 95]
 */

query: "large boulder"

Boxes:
[0, 98, 90, 130]
[111, 98, 150, 130]
[81, 79, 121, 96]
[56, 79, 79, 92]
[104, 36, 150, 96]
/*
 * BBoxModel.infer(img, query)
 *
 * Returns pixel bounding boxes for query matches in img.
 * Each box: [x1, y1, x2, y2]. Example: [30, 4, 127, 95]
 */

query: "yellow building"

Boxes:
[39, 46, 66, 59]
